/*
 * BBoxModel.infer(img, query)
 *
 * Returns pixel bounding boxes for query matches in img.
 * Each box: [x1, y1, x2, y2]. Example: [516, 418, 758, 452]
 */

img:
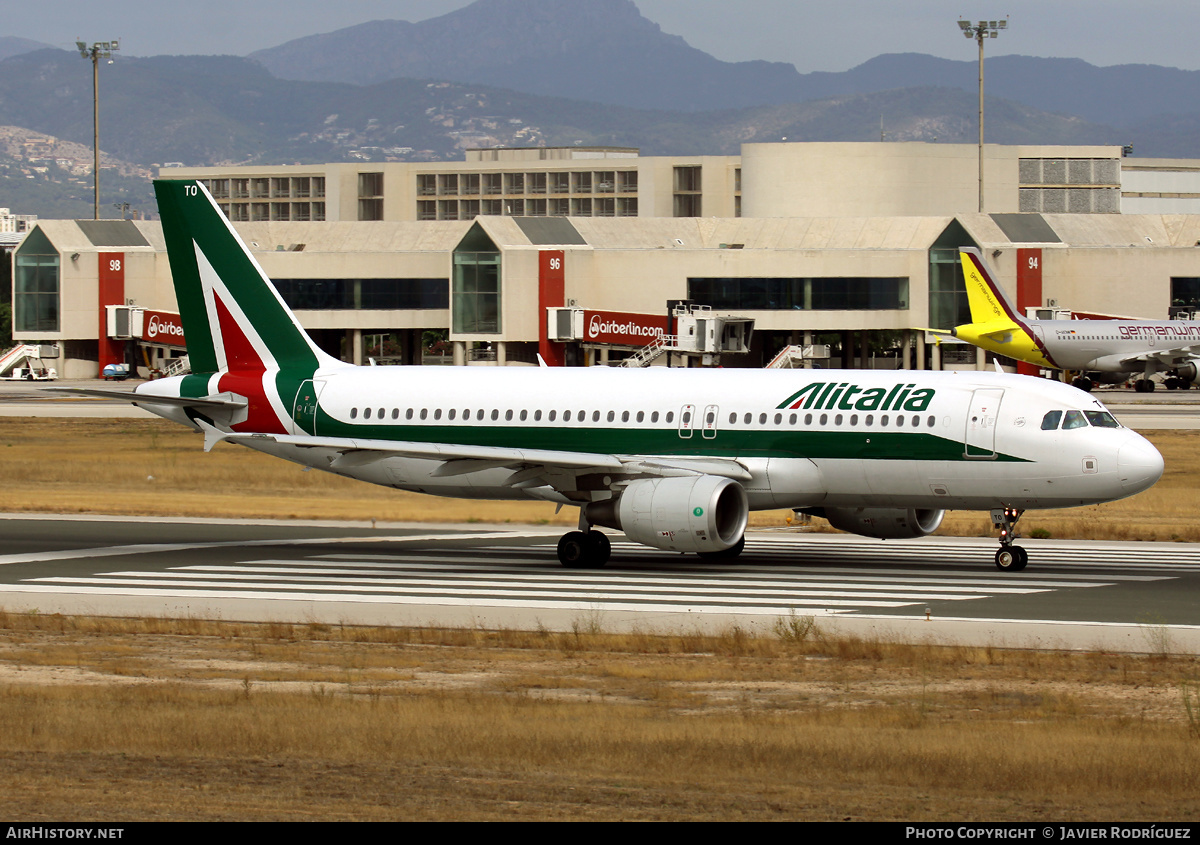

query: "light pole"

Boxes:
[76, 39, 120, 220]
[957, 19, 1006, 212]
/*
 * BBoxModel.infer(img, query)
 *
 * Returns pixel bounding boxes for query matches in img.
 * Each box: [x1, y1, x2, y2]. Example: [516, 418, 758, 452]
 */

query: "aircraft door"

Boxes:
[964, 388, 1004, 459]
[702, 404, 719, 439]
[678, 404, 696, 439]
[291, 379, 325, 435]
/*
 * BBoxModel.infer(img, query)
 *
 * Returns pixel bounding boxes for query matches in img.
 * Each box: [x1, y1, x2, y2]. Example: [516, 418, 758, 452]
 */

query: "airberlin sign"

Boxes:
[584, 310, 669, 346]
[140, 310, 186, 345]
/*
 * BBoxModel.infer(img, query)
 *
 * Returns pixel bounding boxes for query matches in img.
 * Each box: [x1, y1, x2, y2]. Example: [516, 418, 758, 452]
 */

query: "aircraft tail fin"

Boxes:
[153, 180, 339, 375]
[958, 247, 1026, 328]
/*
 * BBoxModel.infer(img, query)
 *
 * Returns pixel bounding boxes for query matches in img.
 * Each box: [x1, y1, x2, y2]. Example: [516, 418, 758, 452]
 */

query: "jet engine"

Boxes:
[814, 507, 945, 540]
[586, 475, 749, 553]
[1168, 363, 1200, 388]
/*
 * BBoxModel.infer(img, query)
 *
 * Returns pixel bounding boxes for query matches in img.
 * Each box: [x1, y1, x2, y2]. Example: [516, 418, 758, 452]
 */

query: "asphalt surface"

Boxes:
[1, 514, 1197, 652]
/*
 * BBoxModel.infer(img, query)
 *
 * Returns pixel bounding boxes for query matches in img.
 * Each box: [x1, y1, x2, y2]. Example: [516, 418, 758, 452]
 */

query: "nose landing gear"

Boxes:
[992, 507, 1028, 572]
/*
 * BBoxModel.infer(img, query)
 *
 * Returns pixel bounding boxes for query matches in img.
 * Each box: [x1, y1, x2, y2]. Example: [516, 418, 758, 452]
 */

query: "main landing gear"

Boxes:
[991, 507, 1027, 572]
[557, 512, 612, 569]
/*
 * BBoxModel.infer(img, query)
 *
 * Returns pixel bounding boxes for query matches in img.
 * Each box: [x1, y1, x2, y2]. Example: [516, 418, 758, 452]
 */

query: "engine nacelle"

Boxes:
[1172, 363, 1200, 386]
[820, 507, 945, 540]
[586, 475, 749, 553]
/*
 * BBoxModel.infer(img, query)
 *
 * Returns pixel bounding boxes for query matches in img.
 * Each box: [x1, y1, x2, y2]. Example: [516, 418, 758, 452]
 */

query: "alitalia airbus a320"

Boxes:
[61, 180, 1164, 573]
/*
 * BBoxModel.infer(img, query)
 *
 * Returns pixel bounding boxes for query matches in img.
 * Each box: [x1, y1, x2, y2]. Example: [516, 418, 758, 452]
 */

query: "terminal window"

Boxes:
[688, 277, 909, 311]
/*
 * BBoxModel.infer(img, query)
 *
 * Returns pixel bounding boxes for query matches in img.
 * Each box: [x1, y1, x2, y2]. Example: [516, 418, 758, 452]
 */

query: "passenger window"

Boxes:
[865, 415, 873, 426]
[519, 410, 527, 421]
[364, 408, 372, 420]
[789, 413, 797, 425]
[549, 410, 557, 422]
[819, 414, 828, 426]
[774, 413, 782, 425]
[927, 415, 935, 427]
[850, 414, 858, 426]
[759, 413, 767, 424]
[564, 410, 572, 422]
[350, 408, 358, 419]
[804, 413, 812, 425]
[607, 411, 615, 422]
[1063, 410, 1088, 429]
[729, 413, 737, 425]
[392, 408, 399, 420]
[593, 411, 601, 422]
[1041, 411, 1062, 430]
[534, 410, 542, 422]
[433, 409, 442, 421]
[744, 413, 752, 425]
[448, 409, 456, 420]
[420, 409, 428, 420]
[491, 410, 499, 421]
[623, 411, 631, 423]
[666, 412, 674, 424]
[651, 411, 660, 423]
[834, 414, 843, 426]
[505, 410, 514, 421]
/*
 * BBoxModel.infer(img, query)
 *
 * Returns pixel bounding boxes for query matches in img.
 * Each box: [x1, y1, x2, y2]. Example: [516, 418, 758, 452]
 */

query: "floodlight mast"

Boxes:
[957, 19, 1007, 212]
[76, 39, 120, 220]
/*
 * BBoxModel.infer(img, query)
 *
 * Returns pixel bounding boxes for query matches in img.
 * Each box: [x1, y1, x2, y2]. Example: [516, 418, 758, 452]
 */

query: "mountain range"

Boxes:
[1, 0, 1199, 219]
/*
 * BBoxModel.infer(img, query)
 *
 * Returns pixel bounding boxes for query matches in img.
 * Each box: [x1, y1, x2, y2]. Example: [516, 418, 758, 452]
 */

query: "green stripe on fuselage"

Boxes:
[311, 407, 1027, 462]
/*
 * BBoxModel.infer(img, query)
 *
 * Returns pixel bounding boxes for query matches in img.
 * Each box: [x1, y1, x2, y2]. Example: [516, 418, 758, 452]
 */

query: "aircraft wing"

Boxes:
[1118, 345, 1200, 369]
[210, 426, 753, 485]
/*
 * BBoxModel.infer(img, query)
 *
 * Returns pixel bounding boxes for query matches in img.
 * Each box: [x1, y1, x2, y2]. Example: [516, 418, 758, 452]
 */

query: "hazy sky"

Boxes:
[14, 0, 1200, 73]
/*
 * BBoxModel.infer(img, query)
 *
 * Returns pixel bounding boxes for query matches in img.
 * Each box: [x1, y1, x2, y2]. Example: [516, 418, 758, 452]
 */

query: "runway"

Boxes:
[2, 514, 1198, 652]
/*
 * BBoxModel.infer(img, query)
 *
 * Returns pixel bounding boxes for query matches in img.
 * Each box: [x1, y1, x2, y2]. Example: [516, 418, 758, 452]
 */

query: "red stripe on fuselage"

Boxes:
[213, 293, 287, 434]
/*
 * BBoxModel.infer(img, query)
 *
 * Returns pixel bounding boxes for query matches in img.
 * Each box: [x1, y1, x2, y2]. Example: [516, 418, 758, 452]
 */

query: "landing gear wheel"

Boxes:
[584, 530, 611, 568]
[557, 530, 610, 569]
[991, 507, 1028, 573]
[557, 531, 589, 568]
[1135, 379, 1156, 393]
[1071, 376, 1094, 392]
[698, 534, 746, 560]
[994, 545, 1028, 572]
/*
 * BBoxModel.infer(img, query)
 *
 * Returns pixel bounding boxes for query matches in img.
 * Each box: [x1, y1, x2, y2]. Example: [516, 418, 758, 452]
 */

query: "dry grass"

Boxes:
[0, 418, 1197, 539]
[0, 612, 1198, 820]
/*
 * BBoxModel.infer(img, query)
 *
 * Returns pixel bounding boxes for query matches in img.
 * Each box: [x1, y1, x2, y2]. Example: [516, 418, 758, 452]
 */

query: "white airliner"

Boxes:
[62, 181, 1165, 573]
[949, 247, 1200, 392]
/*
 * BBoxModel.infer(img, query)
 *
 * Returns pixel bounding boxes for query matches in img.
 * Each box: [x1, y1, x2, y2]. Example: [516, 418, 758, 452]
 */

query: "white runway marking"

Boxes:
[13, 534, 1185, 617]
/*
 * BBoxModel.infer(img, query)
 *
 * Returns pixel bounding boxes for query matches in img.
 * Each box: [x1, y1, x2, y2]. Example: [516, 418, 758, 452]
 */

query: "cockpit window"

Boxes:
[1062, 410, 1088, 430]
[1041, 411, 1062, 430]
[1084, 410, 1121, 428]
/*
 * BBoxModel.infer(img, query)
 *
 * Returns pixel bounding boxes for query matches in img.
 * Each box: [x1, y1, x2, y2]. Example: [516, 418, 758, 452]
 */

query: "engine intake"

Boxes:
[816, 507, 945, 540]
[586, 475, 748, 553]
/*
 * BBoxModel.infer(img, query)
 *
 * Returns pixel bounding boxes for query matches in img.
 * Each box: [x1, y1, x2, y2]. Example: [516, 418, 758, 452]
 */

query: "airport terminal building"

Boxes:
[13, 142, 1200, 378]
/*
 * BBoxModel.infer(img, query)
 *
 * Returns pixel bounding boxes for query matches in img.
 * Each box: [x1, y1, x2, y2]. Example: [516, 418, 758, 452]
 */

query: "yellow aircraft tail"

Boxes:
[953, 248, 1057, 368]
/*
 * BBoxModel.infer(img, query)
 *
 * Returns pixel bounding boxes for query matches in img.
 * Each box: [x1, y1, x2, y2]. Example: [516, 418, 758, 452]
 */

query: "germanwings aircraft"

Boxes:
[949, 247, 1200, 392]
[64, 181, 1164, 573]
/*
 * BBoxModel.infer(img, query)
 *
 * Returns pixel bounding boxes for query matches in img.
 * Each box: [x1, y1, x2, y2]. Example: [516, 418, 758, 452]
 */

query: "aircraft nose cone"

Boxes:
[1117, 435, 1164, 494]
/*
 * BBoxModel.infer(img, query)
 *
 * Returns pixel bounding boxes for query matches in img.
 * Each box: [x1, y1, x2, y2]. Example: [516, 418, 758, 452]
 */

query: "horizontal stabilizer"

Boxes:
[44, 387, 248, 412]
